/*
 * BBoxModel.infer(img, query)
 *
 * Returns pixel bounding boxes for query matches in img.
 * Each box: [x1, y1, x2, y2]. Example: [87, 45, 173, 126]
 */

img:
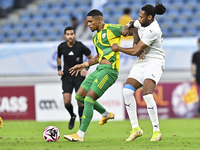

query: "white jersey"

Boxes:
[134, 20, 165, 60]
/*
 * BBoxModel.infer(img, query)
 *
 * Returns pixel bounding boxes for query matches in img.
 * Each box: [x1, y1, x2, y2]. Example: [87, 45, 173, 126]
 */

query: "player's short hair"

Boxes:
[198, 38, 200, 43]
[64, 26, 75, 34]
[87, 9, 103, 17]
[124, 8, 131, 14]
[142, 3, 166, 18]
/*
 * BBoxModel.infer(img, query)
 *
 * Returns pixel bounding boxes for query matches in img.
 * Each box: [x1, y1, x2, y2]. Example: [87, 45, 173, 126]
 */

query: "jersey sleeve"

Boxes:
[81, 43, 91, 56]
[141, 30, 158, 46]
[57, 44, 62, 58]
[133, 20, 140, 29]
[107, 24, 123, 37]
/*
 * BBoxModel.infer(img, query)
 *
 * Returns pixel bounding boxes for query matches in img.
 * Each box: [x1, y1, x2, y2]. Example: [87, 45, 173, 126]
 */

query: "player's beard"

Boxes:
[67, 38, 75, 44]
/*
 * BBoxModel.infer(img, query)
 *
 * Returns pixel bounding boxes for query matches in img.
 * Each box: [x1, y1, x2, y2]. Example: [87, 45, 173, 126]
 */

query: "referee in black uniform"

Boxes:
[57, 26, 93, 129]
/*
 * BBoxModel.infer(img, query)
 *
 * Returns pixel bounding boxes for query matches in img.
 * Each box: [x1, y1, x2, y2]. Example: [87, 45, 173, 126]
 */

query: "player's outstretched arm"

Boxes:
[87, 54, 99, 66]
[69, 62, 89, 76]
[69, 54, 99, 76]
[111, 40, 147, 56]
[120, 20, 135, 37]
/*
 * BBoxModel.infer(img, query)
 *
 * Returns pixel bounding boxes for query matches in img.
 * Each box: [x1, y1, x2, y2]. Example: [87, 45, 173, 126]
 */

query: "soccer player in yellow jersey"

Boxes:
[64, 9, 123, 142]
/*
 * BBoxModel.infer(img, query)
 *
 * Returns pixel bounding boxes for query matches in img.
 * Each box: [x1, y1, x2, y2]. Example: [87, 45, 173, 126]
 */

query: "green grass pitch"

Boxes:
[0, 119, 200, 150]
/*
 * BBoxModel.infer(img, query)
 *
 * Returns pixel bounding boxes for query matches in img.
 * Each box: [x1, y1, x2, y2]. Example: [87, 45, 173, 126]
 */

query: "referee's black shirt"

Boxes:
[57, 41, 91, 76]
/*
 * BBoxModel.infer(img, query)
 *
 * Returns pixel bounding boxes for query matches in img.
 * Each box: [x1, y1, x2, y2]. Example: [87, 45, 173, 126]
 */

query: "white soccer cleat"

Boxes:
[64, 133, 83, 142]
[126, 127, 143, 141]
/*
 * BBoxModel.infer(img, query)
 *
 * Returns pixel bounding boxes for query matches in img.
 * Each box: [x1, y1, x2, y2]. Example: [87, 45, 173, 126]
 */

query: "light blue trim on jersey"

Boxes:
[124, 84, 136, 92]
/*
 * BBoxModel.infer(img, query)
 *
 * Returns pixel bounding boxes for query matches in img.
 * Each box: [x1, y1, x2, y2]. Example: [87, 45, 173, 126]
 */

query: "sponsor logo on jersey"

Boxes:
[102, 33, 106, 39]
[68, 51, 74, 55]
[76, 57, 80, 62]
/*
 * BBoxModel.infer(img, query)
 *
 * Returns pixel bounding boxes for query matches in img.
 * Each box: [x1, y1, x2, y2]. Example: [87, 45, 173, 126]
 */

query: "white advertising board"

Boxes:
[35, 82, 125, 121]
[0, 37, 198, 75]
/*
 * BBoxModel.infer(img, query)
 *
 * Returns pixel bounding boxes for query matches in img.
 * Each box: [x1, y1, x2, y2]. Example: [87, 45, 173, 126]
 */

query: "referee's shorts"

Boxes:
[61, 75, 85, 94]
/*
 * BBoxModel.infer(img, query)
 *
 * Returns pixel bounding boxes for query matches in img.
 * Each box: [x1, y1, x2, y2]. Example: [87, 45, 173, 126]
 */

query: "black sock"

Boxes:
[65, 104, 74, 117]
[78, 106, 84, 120]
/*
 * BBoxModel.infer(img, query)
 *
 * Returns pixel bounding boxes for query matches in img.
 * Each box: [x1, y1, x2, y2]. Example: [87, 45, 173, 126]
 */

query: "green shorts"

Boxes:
[81, 64, 118, 98]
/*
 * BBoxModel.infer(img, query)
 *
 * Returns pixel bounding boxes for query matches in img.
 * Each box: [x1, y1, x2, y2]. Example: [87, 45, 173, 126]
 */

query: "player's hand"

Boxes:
[111, 43, 119, 52]
[138, 51, 145, 59]
[58, 70, 64, 76]
[80, 69, 87, 77]
[69, 64, 85, 76]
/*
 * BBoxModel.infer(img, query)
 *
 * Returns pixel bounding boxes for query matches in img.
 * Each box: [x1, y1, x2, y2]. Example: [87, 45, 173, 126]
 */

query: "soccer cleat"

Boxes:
[125, 127, 143, 141]
[99, 112, 115, 125]
[64, 133, 83, 142]
[68, 114, 76, 130]
[150, 131, 162, 141]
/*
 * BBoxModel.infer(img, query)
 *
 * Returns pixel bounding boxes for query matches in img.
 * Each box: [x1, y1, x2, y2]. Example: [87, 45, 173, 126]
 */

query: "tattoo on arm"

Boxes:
[131, 28, 140, 45]
[120, 26, 129, 36]
[88, 55, 99, 66]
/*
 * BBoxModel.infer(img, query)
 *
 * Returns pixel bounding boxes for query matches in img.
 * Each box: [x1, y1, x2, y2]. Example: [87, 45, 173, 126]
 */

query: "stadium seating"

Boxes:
[0, 0, 200, 43]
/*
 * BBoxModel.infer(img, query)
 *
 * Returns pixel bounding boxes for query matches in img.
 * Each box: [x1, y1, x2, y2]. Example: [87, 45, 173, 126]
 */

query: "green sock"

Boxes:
[80, 96, 94, 132]
[75, 93, 84, 104]
[75, 93, 106, 114]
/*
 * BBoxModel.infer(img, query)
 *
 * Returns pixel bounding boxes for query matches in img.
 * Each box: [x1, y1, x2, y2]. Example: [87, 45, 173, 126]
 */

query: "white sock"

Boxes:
[102, 111, 109, 118]
[143, 94, 160, 131]
[77, 130, 86, 139]
[123, 88, 139, 128]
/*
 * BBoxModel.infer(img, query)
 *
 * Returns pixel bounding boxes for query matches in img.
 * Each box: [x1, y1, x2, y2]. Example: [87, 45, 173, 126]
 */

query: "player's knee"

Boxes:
[75, 93, 83, 101]
[123, 88, 134, 97]
[123, 84, 136, 97]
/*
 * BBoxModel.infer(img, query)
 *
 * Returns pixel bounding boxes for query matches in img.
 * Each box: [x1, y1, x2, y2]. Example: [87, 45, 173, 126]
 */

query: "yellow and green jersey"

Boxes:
[93, 23, 123, 72]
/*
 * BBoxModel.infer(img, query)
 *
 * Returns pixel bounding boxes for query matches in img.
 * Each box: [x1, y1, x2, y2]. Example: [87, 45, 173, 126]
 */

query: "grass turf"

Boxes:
[0, 119, 200, 150]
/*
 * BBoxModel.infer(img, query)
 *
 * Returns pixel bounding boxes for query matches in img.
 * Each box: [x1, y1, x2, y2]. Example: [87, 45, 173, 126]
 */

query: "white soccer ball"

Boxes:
[43, 126, 60, 142]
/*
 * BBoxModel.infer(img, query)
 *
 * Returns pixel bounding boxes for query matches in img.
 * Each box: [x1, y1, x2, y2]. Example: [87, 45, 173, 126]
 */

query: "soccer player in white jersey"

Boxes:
[111, 3, 166, 141]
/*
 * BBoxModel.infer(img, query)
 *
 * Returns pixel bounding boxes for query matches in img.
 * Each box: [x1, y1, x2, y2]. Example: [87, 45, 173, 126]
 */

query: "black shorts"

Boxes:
[61, 75, 85, 94]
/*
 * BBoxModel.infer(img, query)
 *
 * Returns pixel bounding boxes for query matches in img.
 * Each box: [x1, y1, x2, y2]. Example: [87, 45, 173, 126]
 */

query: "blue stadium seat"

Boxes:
[38, 5, 49, 12]
[74, 5, 88, 16]
[56, 15, 71, 27]
[160, 20, 174, 32]
[31, 15, 43, 23]
[173, 22, 186, 31]
[155, 15, 164, 24]
[169, 28, 183, 37]
[184, 28, 197, 37]
[21, 28, 34, 36]
[78, 0, 91, 6]
[48, 8, 60, 17]
[103, 3, 116, 15]
[66, 0, 78, 6]
[19, 15, 30, 23]
[17, 34, 32, 42]
[0, 0, 14, 9]
[161, 28, 170, 37]
[3, 34, 18, 43]
[130, 4, 141, 14]
[188, 21, 199, 30]
[180, 9, 193, 19]
[8, 28, 21, 36]
[29, 33, 45, 42]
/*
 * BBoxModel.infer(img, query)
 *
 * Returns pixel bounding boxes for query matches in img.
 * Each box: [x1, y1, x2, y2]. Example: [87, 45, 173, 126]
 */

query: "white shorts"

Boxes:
[128, 57, 165, 85]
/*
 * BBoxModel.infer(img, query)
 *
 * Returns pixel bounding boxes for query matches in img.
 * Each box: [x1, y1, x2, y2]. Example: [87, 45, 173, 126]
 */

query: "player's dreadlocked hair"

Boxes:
[142, 3, 166, 18]
[87, 9, 103, 17]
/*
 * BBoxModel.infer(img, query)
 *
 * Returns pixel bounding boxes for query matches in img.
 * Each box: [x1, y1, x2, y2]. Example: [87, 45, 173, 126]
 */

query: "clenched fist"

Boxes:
[111, 43, 119, 52]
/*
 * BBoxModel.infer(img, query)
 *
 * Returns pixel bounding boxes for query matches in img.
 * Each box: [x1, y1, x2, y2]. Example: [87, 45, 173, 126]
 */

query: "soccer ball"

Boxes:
[43, 126, 60, 142]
